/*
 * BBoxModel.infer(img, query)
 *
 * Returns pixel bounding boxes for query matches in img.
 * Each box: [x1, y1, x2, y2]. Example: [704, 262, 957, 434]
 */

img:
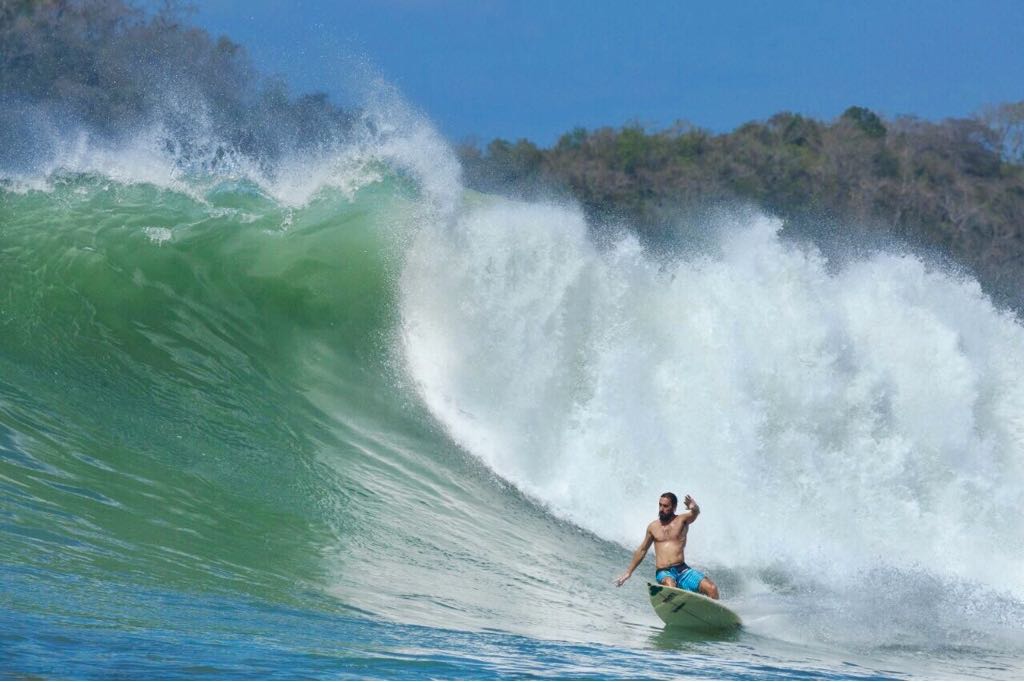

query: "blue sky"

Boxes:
[193, 0, 1024, 146]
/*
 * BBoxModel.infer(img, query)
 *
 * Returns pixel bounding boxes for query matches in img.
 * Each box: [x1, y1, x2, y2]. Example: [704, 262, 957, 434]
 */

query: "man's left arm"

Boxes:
[682, 494, 700, 524]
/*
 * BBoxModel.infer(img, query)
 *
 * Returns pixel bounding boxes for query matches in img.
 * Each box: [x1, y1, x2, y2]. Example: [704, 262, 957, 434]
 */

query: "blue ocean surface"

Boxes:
[3, 564, 907, 680]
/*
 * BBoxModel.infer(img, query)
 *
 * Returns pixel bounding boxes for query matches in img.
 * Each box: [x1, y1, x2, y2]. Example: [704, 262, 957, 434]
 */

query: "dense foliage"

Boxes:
[461, 106, 1024, 308]
[0, 0, 353, 169]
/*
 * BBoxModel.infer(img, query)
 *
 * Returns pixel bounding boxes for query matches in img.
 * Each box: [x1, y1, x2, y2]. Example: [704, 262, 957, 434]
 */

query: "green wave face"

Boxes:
[0, 172, 636, 643]
[0, 175, 419, 605]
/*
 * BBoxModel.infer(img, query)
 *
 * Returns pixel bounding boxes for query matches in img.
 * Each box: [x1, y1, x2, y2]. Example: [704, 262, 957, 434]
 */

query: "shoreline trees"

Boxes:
[460, 106, 1024, 309]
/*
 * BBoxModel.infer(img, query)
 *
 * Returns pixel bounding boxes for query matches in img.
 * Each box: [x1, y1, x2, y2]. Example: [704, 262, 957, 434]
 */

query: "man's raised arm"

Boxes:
[683, 494, 700, 523]
[614, 529, 654, 587]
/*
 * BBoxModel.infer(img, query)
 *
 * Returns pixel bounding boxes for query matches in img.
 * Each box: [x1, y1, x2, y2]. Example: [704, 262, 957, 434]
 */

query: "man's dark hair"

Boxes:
[660, 492, 678, 508]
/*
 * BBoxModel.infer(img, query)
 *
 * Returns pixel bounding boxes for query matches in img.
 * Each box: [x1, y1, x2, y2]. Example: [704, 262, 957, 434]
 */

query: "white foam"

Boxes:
[1, 81, 461, 217]
[142, 226, 173, 245]
[400, 200, 1024, 600]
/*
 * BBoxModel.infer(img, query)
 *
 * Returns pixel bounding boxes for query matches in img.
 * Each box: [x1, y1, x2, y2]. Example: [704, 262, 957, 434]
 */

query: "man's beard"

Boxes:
[659, 512, 674, 523]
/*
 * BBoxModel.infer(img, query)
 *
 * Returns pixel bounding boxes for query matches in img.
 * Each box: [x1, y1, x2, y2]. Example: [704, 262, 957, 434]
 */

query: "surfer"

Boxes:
[614, 492, 720, 599]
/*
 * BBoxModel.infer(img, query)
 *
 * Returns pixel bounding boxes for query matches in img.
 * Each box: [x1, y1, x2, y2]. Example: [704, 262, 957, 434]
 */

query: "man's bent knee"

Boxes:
[660, 576, 678, 588]
[699, 577, 719, 600]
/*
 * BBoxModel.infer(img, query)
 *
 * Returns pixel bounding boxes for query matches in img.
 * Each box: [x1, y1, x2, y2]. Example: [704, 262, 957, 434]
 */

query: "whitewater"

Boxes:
[2, 88, 1023, 679]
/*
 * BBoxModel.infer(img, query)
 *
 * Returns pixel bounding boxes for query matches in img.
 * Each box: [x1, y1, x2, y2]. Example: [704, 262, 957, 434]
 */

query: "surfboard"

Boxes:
[647, 582, 742, 630]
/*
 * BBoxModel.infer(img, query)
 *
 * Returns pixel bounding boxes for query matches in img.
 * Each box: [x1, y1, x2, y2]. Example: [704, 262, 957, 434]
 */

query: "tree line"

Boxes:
[0, 0, 353, 171]
[459, 105, 1024, 309]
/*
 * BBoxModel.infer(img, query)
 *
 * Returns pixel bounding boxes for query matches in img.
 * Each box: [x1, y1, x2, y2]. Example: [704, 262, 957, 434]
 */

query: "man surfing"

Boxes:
[614, 492, 720, 599]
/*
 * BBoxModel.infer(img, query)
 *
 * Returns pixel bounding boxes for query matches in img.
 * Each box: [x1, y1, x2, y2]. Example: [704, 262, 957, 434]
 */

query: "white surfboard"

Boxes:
[647, 582, 742, 630]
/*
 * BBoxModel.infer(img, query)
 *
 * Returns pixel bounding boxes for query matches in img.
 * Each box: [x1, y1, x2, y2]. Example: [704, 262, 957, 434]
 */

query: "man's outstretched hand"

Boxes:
[614, 572, 631, 587]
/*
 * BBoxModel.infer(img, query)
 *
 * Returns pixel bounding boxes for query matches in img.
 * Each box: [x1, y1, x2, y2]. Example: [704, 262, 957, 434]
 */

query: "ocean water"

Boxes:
[1, 94, 1023, 680]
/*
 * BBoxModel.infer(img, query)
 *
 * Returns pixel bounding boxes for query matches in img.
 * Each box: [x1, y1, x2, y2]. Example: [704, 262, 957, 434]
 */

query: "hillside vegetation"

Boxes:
[0, 0, 352, 171]
[460, 105, 1024, 308]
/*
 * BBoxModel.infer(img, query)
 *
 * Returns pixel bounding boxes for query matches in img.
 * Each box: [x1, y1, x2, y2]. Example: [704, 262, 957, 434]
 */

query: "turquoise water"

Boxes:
[1, 114, 1023, 679]
[3, 565, 903, 680]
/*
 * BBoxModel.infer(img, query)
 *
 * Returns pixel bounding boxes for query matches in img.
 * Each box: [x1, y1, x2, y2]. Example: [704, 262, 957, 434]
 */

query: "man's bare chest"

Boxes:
[651, 521, 686, 542]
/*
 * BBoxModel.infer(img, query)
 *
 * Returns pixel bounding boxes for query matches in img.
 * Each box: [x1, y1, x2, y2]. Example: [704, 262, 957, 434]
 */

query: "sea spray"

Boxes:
[400, 198, 1024, 615]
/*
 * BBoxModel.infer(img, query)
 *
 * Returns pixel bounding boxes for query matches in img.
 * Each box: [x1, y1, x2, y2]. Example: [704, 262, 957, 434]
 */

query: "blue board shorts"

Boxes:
[655, 562, 705, 593]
